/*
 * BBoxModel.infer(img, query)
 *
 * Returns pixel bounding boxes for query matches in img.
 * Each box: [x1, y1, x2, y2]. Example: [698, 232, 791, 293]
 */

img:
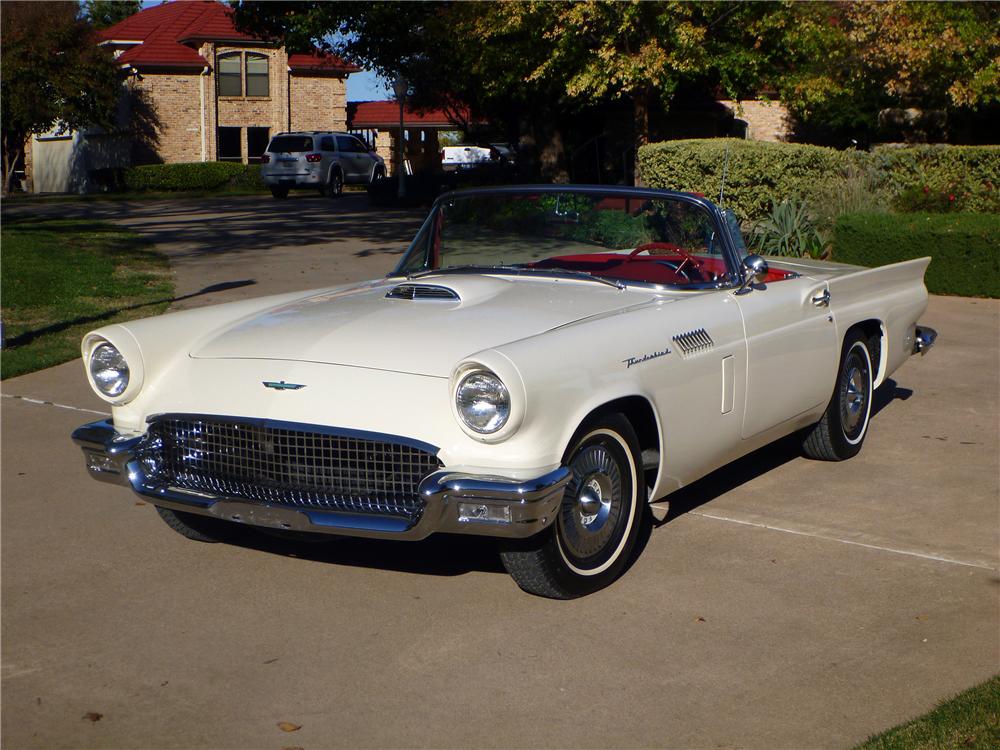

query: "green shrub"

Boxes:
[871, 144, 1000, 214]
[228, 164, 263, 190]
[123, 162, 261, 192]
[638, 138, 850, 221]
[749, 197, 828, 258]
[638, 139, 1000, 222]
[833, 213, 1000, 298]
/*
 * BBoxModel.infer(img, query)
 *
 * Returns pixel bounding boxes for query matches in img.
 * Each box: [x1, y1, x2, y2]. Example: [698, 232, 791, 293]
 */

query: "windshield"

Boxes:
[395, 189, 733, 288]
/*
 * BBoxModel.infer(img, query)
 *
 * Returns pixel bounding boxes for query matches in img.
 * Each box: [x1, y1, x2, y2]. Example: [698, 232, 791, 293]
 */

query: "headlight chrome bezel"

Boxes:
[83, 332, 143, 405]
[451, 360, 525, 443]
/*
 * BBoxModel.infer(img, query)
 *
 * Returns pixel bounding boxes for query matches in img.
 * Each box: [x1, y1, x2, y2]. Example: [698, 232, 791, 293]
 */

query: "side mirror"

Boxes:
[735, 254, 768, 294]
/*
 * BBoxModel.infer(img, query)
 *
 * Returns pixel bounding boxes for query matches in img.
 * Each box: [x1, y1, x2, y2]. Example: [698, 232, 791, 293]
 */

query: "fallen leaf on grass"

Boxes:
[278, 722, 301, 732]
[696, 617, 706, 623]
[915, 614, 929, 621]
[83, 712, 103, 722]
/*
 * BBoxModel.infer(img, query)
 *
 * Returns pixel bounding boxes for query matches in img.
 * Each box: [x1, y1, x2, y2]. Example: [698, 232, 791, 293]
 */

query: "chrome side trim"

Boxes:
[71, 419, 569, 541]
[913, 325, 938, 355]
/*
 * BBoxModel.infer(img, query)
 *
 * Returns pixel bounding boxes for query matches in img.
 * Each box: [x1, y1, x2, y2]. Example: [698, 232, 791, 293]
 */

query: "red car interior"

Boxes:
[530, 253, 797, 286]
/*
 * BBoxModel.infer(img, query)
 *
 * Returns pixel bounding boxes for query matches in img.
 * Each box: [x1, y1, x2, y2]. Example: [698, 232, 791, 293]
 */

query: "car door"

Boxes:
[733, 275, 839, 438]
[336, 135, 368, 182]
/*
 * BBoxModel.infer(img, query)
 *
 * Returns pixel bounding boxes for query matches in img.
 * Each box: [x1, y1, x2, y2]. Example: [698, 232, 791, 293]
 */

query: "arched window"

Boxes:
[246, 53, 269, 97]
[217, 52, 242, 97]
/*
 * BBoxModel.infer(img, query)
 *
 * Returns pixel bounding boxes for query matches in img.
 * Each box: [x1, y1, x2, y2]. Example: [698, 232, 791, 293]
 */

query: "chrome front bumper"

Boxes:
[71, 420, 569, 541]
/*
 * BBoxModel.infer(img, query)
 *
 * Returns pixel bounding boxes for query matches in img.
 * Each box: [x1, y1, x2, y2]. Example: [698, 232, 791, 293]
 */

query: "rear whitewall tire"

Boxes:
[801, 330, 875, 461]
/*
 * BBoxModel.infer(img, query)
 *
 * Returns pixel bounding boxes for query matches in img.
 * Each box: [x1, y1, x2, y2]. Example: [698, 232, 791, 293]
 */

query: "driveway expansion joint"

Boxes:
[690, 510, 998, 571]
[1, 393, 110, 417]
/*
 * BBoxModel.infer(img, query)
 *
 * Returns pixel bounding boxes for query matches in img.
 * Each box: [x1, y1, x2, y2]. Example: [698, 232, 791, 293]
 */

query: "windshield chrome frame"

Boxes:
[388, 184, 744, 290]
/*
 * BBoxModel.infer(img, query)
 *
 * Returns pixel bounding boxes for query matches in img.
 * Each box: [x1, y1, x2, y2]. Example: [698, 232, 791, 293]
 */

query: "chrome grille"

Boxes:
[140, 417, 441, 523]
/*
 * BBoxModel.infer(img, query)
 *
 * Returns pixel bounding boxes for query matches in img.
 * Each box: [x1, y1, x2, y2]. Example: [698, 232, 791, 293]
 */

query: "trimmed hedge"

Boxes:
[832, 212, 1000, 298]
[123, 162, 264, 192]
[638, 139, 1000, 221]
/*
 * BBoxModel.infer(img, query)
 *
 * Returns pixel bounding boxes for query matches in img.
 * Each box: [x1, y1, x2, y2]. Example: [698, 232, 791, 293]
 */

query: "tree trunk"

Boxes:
[632, 86, 651, 186]
[2, 133, 25, 196]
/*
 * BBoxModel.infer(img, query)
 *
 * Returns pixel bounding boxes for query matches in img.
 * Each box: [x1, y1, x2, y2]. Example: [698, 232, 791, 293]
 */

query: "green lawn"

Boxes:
[856, 676, 1000, 750]
[1, 218, 174, 379]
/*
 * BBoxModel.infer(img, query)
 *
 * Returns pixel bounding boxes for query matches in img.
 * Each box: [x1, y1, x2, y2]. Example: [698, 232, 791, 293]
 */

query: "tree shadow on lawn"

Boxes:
[3, 279, 257, 349]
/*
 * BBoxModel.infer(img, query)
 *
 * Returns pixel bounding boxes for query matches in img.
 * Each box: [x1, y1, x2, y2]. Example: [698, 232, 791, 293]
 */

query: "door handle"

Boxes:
[811, 289, 831, 307]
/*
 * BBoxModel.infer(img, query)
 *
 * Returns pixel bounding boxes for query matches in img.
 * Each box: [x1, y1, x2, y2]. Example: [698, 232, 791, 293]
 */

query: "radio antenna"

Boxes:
[718, 142, 731, 208]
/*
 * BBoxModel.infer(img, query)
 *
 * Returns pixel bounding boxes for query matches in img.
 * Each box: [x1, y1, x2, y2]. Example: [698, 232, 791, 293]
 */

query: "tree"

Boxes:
[775, 1, 1000, 141]
[232, 2, 801, 179]
[1, 1, 122, 193]
[81, 0, 141, 30]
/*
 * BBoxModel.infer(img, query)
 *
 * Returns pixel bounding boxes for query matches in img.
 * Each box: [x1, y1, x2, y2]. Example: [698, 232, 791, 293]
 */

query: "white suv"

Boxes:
[260, 132, 385, 199]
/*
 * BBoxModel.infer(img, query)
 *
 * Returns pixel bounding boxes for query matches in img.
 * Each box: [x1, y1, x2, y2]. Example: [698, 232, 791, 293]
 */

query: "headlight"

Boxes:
[89, 342, 130, 397]
[456, 370, 510, 433]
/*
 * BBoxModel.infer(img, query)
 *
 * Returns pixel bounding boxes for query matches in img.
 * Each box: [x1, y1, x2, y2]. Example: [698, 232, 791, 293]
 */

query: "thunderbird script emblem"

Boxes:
[262, 380, 306, 391]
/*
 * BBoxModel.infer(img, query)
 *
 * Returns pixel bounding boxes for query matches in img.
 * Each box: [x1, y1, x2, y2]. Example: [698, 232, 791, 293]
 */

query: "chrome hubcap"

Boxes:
[840, 347, 870, 440]
[559, 444, 622, 561]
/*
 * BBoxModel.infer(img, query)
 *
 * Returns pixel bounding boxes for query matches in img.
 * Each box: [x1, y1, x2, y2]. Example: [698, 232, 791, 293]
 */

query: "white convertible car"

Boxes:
[73, 185, 937, 598]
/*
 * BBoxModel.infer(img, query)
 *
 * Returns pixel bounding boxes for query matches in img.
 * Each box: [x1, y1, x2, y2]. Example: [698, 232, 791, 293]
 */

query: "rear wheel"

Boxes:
[269, 186, 289, 199]
[500, 412, 646, 599]
[324, 169, 343, 198]
[802, 329, 874, 460]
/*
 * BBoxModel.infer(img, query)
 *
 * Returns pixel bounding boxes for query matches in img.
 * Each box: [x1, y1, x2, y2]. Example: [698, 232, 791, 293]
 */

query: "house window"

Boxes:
[246, 54, 269, 97]
[218, 53, 242, 97]
[247, 127, 269, 163]
[217, 126, 241, 161]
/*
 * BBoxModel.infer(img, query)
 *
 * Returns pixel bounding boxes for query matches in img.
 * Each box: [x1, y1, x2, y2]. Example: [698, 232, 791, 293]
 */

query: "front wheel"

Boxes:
[371, 165, 386, 183]
[155, 506, 231, 543]
[499, 412, 646, 599]
[801, 329, 875, 460]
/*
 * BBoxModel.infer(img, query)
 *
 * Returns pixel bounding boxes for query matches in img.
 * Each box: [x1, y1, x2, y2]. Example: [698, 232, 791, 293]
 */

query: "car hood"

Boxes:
[190, 274, 654, 377]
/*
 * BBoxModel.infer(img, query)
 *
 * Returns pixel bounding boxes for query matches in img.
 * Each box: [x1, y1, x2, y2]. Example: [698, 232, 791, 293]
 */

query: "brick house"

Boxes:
[28, 0, 357, 192]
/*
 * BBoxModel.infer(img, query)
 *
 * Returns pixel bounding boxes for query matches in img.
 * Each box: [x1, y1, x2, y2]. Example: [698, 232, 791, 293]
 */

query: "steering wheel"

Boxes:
[629, 242, 705, 276]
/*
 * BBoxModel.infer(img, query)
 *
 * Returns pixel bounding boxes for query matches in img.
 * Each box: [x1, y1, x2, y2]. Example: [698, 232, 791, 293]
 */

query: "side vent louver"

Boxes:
[672, 328, 714, 357]
[386, 284, 460, 302]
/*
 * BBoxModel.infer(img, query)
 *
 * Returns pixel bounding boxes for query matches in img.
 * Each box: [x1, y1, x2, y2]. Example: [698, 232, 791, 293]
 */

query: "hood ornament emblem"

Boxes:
[263, 380, 306, 391]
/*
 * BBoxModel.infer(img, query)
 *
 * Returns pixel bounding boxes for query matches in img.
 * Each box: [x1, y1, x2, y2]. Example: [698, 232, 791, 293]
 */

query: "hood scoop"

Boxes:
[385, 283, 460, 302]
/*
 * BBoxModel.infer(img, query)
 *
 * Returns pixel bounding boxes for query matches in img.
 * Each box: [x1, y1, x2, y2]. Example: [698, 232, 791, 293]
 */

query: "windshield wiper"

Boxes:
[408, 264, 625, 290]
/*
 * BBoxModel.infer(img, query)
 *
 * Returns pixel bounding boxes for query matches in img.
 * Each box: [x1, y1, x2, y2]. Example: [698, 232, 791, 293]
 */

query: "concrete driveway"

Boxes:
[2, 194, 998, 749]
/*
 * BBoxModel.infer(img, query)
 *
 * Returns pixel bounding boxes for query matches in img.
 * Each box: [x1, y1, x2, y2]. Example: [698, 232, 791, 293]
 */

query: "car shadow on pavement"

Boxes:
[222, 527, 507, 577]
[651, 378, 913, 529]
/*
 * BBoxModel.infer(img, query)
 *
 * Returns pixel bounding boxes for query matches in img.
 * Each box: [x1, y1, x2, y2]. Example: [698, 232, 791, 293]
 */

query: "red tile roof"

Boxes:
[101, 1, 357, 73]
[348, 100, 474, 128]
[288, 50, 359, 73]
